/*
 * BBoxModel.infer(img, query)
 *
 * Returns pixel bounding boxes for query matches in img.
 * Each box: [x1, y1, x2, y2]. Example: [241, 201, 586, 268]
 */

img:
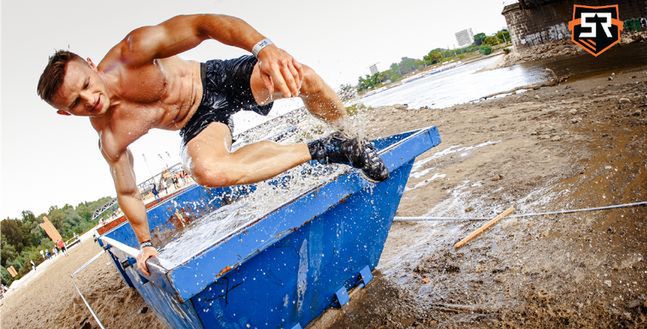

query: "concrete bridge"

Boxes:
[502, 0, 647, 48]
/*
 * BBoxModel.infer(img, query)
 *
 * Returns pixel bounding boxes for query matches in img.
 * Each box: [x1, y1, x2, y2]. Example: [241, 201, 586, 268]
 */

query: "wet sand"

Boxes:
[331, 63, 647, 328]
[1, 59, 646, 328]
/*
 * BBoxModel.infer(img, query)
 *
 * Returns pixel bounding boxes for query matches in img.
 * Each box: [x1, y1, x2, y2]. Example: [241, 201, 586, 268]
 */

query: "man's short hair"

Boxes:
[37, 50, 84, 104]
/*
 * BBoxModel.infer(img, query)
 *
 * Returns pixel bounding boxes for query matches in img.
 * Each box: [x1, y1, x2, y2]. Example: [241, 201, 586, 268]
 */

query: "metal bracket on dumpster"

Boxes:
[359, 265, 373, 288]
[334, 287, 350, 307]
[120, 256, 149, 284]
[121, 256, 137, 269]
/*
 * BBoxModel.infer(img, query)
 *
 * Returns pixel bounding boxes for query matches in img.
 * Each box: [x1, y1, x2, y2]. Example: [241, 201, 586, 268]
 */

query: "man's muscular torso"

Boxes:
[39, 14, 312, 274]
[92, 56, 203, 161]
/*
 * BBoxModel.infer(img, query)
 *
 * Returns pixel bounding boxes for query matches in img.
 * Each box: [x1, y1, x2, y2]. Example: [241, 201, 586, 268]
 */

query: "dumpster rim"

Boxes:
[166, 125, 438, 269]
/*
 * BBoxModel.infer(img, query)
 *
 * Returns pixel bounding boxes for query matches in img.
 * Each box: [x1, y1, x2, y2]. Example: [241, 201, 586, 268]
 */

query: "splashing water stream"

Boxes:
[158, 111, 352, 268]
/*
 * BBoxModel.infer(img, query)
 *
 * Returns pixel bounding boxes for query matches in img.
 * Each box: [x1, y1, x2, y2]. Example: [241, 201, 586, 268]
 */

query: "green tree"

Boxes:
[496, 29, 511, 44]
[423, 48, 444, 65]
[1, 266, 13, 286]
[1, 219, 26, 254]
[398, 57, 422, 74]
[384, 69, 401, 82]
[0, 239, 18, 267]
[480, 45, 493, 55]
[483, 36, 500, 46]
[473, 33, 486, 46]
[0, 195, 110, 284]
[357, 72, 385, 92]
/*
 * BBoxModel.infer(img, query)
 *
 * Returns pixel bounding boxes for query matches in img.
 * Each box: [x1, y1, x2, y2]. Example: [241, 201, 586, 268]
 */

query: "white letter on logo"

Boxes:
[580, 12, 612, 38]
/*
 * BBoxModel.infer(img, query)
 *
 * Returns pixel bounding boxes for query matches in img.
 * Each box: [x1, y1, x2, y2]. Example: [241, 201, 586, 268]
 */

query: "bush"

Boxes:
[503, 47, 511, 55]
[479, 45, 492, 55]
[483, 36, 500, 46]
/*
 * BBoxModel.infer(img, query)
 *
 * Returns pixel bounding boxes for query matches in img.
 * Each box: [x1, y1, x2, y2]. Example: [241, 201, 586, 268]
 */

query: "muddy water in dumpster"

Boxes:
[156, 42, 647, 269]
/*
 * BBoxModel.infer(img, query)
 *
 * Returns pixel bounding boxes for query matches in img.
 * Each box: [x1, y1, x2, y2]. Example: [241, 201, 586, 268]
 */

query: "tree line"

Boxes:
[348, 29, 511, 94]
[1, 196, 112, 286]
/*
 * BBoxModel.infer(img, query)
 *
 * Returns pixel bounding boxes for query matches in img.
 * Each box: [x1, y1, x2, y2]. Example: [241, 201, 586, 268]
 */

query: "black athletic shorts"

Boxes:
[179, 55, 274, 146]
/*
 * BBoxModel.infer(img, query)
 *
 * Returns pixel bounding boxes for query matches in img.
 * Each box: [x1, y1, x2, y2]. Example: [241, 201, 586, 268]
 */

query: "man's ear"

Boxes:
[56, 109, 71, 116]
[87, 57, 97, 70]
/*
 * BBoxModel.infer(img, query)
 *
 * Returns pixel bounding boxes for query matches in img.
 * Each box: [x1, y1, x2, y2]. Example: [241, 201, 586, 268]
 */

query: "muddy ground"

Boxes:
[331, 59, 647, 328]
[1, 53, 646, 328]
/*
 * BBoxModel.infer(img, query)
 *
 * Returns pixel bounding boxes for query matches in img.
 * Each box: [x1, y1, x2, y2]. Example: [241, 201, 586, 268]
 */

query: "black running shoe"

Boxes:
[360, 142, 389, 182]
[308, 133, 389, 182]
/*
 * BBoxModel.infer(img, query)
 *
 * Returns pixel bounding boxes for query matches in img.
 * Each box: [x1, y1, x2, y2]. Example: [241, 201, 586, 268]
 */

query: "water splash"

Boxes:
[158, 110, 353, 268]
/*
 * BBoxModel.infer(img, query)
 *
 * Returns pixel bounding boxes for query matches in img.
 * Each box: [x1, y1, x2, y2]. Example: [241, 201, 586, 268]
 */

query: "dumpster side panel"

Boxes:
[190, 160, 414, 329]
[128, 267, 204, 329]
[107, 248, 205, 329]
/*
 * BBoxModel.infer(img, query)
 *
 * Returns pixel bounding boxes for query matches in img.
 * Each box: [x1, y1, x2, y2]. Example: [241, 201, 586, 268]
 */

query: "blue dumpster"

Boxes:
[99, 126, 441, 329]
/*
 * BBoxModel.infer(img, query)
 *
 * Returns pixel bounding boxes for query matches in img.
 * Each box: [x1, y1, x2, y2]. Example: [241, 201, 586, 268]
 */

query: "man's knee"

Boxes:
[191, 161, 237, 187]
[300, 65, 324, 96]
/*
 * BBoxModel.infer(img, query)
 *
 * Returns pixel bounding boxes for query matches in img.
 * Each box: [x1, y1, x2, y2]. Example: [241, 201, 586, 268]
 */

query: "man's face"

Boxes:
[51, 59, 110, 117]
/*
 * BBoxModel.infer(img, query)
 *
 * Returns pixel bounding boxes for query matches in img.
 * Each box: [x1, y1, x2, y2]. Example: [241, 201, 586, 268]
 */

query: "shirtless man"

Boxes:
[37, 14, 387, 275]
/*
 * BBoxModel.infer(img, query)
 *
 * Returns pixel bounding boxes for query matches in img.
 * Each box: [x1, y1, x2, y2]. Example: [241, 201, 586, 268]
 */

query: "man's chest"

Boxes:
[117, 65, 168, 104]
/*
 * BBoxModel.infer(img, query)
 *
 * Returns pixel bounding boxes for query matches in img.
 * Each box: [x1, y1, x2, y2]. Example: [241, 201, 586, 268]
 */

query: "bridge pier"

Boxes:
[502, 0, 647, 48]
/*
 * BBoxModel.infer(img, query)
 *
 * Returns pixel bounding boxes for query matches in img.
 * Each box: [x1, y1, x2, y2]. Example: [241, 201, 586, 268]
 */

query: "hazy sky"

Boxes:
[1, 0, 508, 219]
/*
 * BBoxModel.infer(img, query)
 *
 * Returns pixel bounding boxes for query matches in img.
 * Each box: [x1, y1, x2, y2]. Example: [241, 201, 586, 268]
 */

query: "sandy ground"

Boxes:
[0, 239, 164, 329]
[1, 54, 646, 328]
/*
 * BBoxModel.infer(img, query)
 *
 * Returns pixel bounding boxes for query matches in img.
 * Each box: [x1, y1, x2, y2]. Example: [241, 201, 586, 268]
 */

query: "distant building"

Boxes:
[455, 28, 474, 47]
[369, 63, 379, 75]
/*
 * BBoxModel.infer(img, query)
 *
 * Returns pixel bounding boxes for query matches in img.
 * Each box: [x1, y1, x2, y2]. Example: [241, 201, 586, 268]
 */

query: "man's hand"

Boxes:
[257, 45, 304, 98]
[136, 246, 159, 276]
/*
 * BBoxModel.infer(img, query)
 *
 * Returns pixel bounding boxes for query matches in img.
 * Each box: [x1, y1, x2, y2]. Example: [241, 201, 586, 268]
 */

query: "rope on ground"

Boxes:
[393, 201, 647, 223]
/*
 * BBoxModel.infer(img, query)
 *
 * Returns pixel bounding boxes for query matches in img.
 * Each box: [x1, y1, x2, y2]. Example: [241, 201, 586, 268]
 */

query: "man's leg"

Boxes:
[186, 122, 311, 187]
[249, 63, 388, 182]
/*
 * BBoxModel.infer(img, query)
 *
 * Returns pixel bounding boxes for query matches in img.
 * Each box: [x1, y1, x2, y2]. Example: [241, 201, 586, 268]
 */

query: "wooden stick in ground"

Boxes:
[454, 206, 515, 249]
[429, 303, 493, 313]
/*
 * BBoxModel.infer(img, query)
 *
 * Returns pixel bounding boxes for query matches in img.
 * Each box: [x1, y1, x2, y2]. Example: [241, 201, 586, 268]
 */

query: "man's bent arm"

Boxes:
[113, 14, 265, 67]
[106, 14, 303, 97]
[104, 148, 151, 244]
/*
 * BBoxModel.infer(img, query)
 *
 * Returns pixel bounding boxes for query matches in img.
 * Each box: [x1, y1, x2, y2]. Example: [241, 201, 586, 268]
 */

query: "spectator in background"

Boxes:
[40, 249, 45, 260]
[57, 239, 68, 256]
[160, 180, 168, 195]
[172, 175, 179, 189]
[152, 183, 160, 201]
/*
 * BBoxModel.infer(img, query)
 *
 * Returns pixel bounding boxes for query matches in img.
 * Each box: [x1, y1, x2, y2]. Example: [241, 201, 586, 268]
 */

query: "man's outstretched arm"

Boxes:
[107, 14, 302, 97]
[102, 147, 158, 275]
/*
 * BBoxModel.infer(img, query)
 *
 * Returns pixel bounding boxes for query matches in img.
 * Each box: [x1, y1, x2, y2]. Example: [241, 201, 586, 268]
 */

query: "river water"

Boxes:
[359, 55, 547, 109]
[360, 43, 647, 109]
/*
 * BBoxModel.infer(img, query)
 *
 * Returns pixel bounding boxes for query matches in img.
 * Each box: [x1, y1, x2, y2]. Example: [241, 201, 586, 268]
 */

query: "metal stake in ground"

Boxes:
[454, 206, 515, 250]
